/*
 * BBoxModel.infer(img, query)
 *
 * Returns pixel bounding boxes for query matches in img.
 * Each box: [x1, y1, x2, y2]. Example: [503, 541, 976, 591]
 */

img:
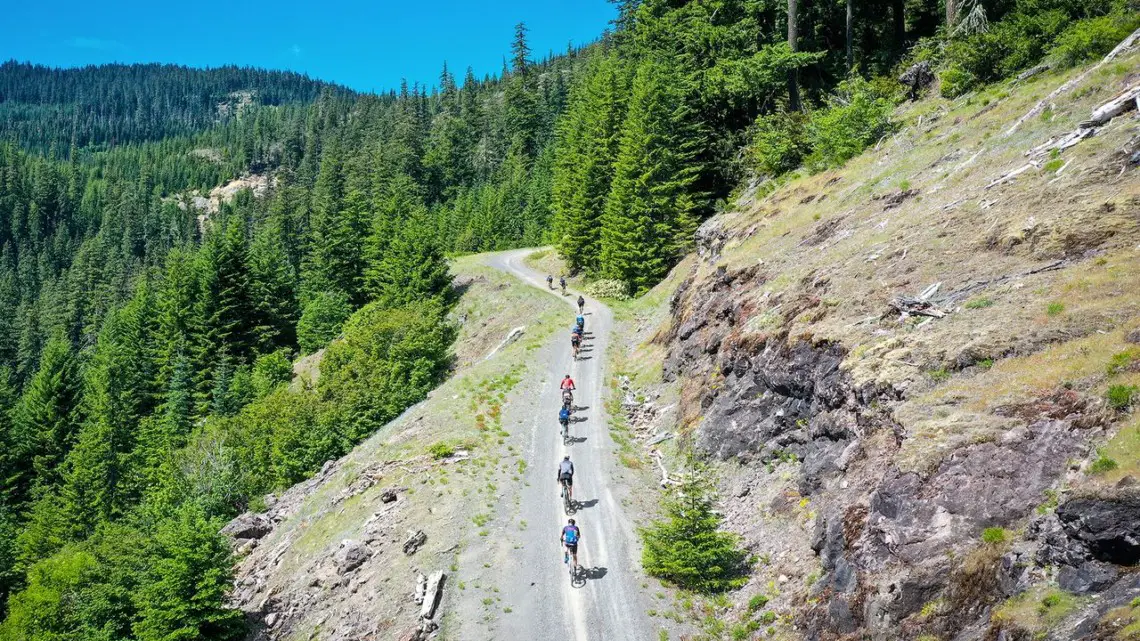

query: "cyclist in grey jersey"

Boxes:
[557, 456, 575, 500]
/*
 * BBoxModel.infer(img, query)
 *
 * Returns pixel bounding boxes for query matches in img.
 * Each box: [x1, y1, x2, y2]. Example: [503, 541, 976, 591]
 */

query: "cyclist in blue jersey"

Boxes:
[561, 519, 581, 570]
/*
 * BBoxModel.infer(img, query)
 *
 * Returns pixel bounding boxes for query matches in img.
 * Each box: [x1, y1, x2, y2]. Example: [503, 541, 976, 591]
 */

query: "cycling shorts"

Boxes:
[564, 542, 578, 554]
[559, 472, 573, 485]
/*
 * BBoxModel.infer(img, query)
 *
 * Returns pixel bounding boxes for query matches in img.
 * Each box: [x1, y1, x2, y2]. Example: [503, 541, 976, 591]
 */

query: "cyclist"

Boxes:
[557, 455, 575, 501]
[559, 405, 571, 436]
[559, 276, 567, 294]
[575, 314, 585, 332]
[570, 331, 581, 360]
[546, 274, 554, 289]
[561, 518, 581, 569]
[560, 374, 576, 392]
[577, 295, 585, 314]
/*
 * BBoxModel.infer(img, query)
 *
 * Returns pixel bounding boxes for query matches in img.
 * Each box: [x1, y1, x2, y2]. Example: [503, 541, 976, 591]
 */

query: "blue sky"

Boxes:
[2, 0, 616, 93]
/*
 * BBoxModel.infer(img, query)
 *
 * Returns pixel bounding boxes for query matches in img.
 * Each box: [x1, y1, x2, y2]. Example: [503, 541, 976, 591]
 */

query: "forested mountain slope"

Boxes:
[0, 61, 352, 155]
[604, 39, 1140, 641]
[1, 0, 1138, 637]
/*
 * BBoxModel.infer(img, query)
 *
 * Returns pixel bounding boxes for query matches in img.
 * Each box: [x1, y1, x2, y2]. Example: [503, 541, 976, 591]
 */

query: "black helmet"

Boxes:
[568, 518, 576, 525]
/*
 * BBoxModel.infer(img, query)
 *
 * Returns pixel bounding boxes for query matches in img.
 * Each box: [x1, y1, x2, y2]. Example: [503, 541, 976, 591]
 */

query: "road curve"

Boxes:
[483, 249, 657, 641]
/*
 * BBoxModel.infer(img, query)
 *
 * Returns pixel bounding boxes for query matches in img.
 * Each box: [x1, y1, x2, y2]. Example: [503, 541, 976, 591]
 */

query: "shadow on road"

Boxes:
[573, 567, 607, 586]
[575, 498, 599, 510]
[567, 435, 588, 444]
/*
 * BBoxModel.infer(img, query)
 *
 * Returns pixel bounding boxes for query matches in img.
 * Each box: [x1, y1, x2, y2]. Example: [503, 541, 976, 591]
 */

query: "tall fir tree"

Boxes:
[365, 210, 452, 309]
[600, 56, 703, 294]
[247, 214, 299, 353]
[552, 53, 630, 273]
[7, 335, 82, 506]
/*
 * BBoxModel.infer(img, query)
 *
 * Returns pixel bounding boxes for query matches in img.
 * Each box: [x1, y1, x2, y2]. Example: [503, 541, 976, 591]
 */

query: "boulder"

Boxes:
[335, 539, 372, 574]
[221, 512, 273, 540]
[403, 530, 427, 555]
[1057, 561, 1119, 594]
[1056, 493, 1140, 565]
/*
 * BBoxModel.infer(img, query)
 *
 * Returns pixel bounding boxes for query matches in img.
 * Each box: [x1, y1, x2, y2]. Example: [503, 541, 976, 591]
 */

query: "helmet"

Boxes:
[563, 455, 570, 460]
[568, 519, 576, 525]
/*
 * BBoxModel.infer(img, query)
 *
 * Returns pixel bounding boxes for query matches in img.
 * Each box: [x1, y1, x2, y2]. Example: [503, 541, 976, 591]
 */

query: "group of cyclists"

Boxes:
[547, 274, 587, 578]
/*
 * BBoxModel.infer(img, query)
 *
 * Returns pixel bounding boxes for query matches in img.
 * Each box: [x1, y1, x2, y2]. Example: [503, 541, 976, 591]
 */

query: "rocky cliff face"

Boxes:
[636, 49, 1140, 641]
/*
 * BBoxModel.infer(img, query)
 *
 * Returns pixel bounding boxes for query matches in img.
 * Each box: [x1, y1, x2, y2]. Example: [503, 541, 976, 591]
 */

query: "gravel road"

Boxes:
[479, 249, 658, 641]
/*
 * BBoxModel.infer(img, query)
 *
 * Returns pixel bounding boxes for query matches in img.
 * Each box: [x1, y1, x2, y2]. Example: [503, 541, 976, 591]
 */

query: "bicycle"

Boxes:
[561, 477, 574, 514]
[561, 419, 570, 445]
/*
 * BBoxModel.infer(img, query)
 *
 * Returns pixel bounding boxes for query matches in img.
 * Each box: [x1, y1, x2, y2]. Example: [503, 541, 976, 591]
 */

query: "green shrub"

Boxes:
[939, 65, 977, 98]
[297, 291, 352, 354]
[320, 301, 454, 444]
[640, 463, 749, 592]
[1051, 12, 1140, 67]
[583, 278, 632, 301]
[748, 594, 770, 612]
[929, 368, 952, 383]
[428, 442, 455, 459]
[1107, 350, 1138, 375]
[251, 349, 294, 397]
[1107, 385, 1137, 410]
[1046, 302, 1065, 317]
[805, 77, 896, 171]
[981, 527, 1008, 544]
[1089, 454, 1119, 474]
[965, 297, 994, 309]
[751, 111, 808, 176]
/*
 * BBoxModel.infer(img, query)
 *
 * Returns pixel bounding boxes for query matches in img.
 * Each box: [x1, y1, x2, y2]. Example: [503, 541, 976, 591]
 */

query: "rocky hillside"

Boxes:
[607, 44, 1140, 640]
[221, 257, 567, 641]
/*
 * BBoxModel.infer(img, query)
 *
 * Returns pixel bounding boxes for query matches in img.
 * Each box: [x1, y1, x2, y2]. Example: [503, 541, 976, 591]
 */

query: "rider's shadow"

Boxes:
[570, 415, 588, 423]
[575, 498, 599, 510]
[567, 435, 588, 444]
[576, 356, 594, 362]
[573, 567, 608, 587]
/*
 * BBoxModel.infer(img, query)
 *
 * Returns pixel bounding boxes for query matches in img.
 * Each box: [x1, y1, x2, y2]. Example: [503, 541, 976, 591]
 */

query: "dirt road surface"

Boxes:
[477, 249, 658, 641]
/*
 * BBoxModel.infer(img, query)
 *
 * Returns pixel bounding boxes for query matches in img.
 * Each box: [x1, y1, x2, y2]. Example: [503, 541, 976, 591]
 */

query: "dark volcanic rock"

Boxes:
[695, 339, 849, 461]
[1056, 493, 1140, 565]
[1057, 561, 1119, 594]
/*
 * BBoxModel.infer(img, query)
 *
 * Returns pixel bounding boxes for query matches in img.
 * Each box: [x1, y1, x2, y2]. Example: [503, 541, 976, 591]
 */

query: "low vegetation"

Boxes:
[640, 461, 750, 593]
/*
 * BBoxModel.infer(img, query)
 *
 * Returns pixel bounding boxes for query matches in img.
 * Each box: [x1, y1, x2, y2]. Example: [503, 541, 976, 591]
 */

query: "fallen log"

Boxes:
[1007, 27, 1140, 136]
[986, 162, 1037, 189]
[420, 571, 445, 619]
[888, 296, 946, 319]
[1083, 84, 1140, 128]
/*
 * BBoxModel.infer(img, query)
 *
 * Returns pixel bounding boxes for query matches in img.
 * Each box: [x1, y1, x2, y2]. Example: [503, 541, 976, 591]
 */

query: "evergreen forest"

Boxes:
[0, 0, 1134, 635]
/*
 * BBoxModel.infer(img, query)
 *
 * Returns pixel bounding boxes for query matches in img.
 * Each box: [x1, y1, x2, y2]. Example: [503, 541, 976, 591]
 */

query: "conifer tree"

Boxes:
[366, 210, 452, 309]
[552, 53, 629, 273]
[247, 215, 299, 353]
[504, 23, 541, 161]
[132, 502, 244, 641]
[7, 335, 81, 506]
[302, 137, 367, 302]
[600, 57, 703, 294]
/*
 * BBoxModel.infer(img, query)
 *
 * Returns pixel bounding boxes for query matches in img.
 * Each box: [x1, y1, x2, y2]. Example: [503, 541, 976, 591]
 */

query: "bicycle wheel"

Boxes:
[563, 486, 571, 514]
